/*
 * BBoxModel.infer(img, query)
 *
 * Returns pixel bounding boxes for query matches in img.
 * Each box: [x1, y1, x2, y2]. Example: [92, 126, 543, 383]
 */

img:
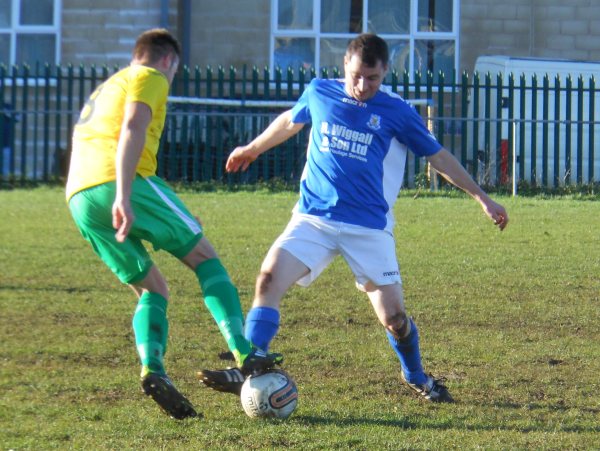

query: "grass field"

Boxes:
[1, 187, 599, 450]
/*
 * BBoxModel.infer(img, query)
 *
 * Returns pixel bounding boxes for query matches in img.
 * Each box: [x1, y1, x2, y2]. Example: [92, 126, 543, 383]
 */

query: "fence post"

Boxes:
[449, 69, 457, 158]
[0, 64, 5, 178]
[512, 120, 517, 196]
[590, 76, 596, 182]
[553, 75, 561, 188]
[460, 71, 468, 169]
[565, 75, 572, 185]
[472, 72, 480, 180]
[531, 74, 538, 185]
[519, 73, 526, 184]
[10, 65, 18, 179]
[483, 72, 491, 185]
[54, 65, 63, 179]
[262, 66, 271, 181]
[67, 65, 74, 161]
[542, 75, 549, 187]
[414, 71, 422, 176]
[507, 73, 515, 188]
[577, 75, 584, 184]
[437, 70, 445, 148]
[298, 67, 305, 94]
[20, 65, 29, 183]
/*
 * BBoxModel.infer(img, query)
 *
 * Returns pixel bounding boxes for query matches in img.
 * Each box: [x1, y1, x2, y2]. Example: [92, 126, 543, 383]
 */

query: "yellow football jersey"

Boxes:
[66, 65, 169, 201]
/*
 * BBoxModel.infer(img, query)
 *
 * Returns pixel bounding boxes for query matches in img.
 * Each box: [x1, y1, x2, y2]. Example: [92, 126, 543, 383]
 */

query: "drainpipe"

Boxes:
[178, 0, 191, 68]
[160, 0, 169, 28]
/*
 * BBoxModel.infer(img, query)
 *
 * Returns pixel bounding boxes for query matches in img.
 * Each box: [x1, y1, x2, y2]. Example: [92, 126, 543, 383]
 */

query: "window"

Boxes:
[0, 0, 61, 66]
[271, 0, 458, 81]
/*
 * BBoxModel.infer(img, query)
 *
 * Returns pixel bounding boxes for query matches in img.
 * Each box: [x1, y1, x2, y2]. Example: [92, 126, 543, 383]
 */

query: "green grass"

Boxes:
[1, 187, 599, 450]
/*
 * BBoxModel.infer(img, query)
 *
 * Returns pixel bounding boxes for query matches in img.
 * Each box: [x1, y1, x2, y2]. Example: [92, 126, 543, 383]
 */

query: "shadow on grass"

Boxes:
[292, 405, 600, 434]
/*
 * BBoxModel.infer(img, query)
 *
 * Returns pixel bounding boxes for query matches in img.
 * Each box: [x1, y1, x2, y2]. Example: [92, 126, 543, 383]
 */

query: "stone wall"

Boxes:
[461, 0, 600, 73]
[58, 1, 600, 73]
[60, 0, 177, 66]
[186, 0, 271, 69]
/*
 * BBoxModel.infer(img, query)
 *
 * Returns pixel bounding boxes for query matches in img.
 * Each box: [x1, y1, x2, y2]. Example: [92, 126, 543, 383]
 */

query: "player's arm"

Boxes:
[427, 148, 509, 231]
[226, 109, 304, 172]
[113, 101, 152, 242]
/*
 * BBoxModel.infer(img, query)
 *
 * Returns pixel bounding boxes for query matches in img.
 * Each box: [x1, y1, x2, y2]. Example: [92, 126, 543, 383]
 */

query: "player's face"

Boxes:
[344, 53, 387, 102]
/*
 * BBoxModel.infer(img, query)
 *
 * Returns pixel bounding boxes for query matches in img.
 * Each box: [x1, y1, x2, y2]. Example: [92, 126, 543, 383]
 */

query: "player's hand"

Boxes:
[112, 198, 135, 243]
[481, 199, 509, 231]
[226, 146, 257, 172]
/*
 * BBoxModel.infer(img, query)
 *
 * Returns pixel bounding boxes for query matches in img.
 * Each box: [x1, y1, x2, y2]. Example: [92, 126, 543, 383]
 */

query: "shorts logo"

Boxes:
[367, 114, 381, 131]
[383, 271, 399, 277]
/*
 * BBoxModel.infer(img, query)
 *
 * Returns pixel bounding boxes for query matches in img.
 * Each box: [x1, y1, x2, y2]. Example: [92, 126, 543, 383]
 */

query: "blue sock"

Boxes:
[386, 318, 427, 385]
[245, 306, 280, 352]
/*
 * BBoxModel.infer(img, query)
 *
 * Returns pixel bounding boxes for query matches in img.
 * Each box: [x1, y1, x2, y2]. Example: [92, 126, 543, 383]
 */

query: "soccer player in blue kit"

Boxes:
[198, 33, 508, 402]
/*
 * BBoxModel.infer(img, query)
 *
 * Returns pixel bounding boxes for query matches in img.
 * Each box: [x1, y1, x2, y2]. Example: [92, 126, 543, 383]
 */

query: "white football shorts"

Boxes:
[271, 213, 402, 287]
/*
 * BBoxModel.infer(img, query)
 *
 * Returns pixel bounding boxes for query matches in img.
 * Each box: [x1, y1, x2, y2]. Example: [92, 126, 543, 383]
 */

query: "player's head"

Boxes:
[344, 33, 388, 102]
[132, 28, 181, 83]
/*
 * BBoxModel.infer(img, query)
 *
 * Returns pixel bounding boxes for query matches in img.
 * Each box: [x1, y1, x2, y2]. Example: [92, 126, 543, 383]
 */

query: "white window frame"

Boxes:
[270, 0, 459, 81]
[0, 0, 62, 65]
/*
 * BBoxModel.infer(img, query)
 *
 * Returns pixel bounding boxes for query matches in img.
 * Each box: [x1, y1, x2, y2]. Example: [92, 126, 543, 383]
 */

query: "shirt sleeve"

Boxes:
[290, 80, 314, 124]
[127, 68, 169, 115]
[398, 103, 443, 157]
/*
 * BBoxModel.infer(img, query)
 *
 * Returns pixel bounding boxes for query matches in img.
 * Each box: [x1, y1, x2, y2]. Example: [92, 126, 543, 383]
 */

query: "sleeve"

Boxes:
[398, 103, 442, 157]
[290, 79, 314, 125]
[127, 69, 169, 115]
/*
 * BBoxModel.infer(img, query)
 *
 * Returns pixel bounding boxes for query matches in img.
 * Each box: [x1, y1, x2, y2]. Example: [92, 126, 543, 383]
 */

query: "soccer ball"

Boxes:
[240, 369, 298, 419]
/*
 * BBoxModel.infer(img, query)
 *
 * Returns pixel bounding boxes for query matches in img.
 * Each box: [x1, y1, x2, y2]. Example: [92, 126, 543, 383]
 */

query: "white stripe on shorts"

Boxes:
[144, 177, 201, 235]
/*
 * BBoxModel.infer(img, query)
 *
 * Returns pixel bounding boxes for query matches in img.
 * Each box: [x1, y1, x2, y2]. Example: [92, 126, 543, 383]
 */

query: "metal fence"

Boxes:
[0, 63, 598, 188]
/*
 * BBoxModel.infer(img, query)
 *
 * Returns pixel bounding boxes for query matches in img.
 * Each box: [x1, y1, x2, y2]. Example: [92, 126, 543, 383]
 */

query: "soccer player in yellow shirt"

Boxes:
[66, 28, 281, 420]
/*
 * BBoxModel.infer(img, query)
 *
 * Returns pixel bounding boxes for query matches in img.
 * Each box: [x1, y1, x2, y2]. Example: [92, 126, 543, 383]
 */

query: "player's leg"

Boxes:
[129, 266, 169, 377]
[130, 268, 198, 419]
[135, 176, 279, 370]
[245, 214, 338, 352]
[364, 284, 453, 403]
[68, 182, 197, 419]
[363, 283, 425, 382]
[340, 225, 453, 403]
[181, 236, 276, 368]
[198, 214, 336, 394]
[196, 247, 310, 395]
[245, 246, 311, 351]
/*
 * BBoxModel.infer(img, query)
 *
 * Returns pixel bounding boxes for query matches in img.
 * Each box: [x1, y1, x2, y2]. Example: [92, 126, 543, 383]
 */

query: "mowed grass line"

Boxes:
[1, 187, 599, 450]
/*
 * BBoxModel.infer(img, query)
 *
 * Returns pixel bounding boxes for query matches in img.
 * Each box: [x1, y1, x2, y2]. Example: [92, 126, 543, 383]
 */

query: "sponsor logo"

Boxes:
[319, 121, 373, 160]
[383, 271, 399, 277]
[341, 97, 367, 108]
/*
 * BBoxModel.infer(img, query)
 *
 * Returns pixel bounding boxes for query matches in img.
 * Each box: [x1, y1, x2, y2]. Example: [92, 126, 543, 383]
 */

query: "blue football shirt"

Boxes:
[291, 78, 442, 231]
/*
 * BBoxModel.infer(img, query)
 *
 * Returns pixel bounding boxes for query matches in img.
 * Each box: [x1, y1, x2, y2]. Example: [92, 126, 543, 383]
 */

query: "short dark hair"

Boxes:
[133, 28, 181, 63]
[346, 33, 389, 68]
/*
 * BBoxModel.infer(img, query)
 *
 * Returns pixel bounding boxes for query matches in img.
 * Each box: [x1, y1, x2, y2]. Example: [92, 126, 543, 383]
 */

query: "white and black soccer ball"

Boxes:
[240, 369, 298, 419]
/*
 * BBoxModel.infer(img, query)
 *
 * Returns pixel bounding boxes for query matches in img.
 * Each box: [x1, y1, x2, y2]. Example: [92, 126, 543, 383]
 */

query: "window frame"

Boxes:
[270, 0, 459, 81]
[0, 0, 62, 66]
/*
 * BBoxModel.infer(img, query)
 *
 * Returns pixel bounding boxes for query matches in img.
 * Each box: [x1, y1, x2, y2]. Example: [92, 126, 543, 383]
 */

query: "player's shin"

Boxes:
[386, 318, 427, 385]
[195, 258, 252, 365]
[132, 292, 169, 375]
[245, 306, 280, 351]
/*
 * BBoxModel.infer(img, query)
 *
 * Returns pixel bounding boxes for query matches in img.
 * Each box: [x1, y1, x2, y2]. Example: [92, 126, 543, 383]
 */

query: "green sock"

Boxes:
[132, 292, 168, 376]
[195, 258, 252, 365]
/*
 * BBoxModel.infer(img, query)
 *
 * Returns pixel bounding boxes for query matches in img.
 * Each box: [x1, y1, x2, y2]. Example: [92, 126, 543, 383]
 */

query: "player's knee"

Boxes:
[385, 312, 410, 340]
[256, 270, 273, 296]
[131, 267, 169, 300]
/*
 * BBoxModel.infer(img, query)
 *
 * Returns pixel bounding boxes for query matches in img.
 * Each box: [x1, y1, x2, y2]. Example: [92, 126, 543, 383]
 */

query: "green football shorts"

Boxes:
[69, 175, 203, 284]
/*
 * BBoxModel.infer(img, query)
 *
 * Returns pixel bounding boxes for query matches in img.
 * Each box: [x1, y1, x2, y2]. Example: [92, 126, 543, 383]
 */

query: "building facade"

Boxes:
[2, 0, 600, 75]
